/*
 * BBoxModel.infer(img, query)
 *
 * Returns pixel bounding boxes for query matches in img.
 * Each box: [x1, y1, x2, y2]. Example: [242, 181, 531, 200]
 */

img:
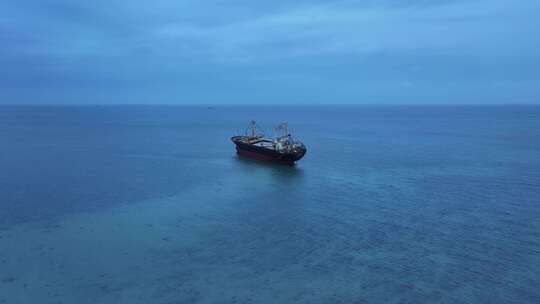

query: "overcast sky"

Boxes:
[1, 0, 539, 104]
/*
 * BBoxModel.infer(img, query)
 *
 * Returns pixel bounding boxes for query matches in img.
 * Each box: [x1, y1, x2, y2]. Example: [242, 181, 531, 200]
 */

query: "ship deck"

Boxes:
[250, 140, 275, 149]
[232, 136, 277, 151]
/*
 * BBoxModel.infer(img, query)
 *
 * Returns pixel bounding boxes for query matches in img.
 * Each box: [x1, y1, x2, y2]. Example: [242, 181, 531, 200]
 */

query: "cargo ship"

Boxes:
[231, 121, 306, 165]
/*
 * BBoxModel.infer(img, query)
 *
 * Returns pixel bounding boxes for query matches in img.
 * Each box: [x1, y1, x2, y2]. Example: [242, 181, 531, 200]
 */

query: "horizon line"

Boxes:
[1, 102, 539, 107]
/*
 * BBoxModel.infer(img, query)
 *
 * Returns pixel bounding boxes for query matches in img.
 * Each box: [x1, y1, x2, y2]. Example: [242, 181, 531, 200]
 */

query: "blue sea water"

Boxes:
[0, 105, 539, 303]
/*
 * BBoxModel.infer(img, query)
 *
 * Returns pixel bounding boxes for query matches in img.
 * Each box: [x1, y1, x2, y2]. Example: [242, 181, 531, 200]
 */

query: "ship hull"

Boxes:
[232, 137, 306, 165]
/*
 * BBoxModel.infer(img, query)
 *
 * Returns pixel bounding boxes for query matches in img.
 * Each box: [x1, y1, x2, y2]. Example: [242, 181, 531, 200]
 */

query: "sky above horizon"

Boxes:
[1, 0, 539, 105]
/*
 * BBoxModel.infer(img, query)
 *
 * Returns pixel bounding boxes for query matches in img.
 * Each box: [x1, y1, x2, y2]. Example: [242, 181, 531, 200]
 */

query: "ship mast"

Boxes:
[249, 120, 257, 138]
[275, 122, 288, 137]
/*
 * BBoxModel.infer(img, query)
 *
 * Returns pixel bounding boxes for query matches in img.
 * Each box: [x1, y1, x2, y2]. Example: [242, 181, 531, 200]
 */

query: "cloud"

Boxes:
[0, 0, 539, 104]
[153, 0, 540, 62]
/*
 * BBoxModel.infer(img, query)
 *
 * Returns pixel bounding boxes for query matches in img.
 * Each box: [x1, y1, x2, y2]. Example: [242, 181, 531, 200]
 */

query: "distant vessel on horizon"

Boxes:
[231, 121, 306, 165]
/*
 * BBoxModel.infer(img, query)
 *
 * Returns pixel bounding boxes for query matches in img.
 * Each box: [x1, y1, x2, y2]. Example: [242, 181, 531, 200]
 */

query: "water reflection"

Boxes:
[233, 155, 305, 185]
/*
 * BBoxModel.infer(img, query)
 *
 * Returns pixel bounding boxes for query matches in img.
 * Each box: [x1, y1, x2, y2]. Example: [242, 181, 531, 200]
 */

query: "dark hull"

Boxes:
[231, 137, 306, 165]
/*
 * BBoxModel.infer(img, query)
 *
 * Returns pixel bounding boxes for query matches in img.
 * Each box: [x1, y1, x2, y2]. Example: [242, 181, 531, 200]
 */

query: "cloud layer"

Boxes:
[1, 0, 539, 104]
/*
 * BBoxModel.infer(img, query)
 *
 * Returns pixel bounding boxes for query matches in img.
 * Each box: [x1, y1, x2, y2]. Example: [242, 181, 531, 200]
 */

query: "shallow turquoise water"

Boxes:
[1, 105, 539, 303]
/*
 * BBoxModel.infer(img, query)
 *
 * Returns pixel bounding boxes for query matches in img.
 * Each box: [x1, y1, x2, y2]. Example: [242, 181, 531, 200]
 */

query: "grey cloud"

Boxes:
[0, 0, 539, 104]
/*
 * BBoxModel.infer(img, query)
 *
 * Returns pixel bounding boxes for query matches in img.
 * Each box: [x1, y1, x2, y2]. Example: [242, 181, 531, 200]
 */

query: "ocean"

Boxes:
[1, 105, 539, 303]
